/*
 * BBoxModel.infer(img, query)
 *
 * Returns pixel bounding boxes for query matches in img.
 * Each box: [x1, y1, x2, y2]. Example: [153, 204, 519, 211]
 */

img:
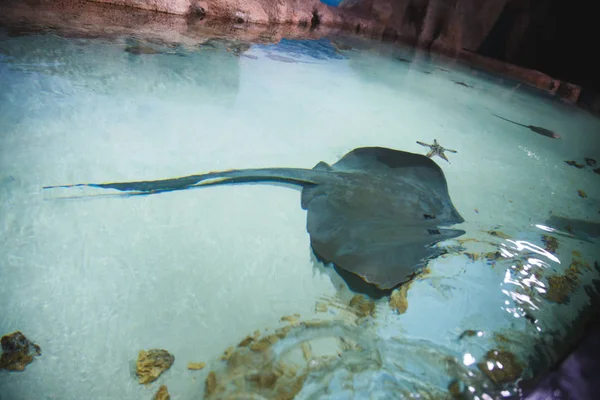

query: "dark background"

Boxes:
[478, 0, 598, 93]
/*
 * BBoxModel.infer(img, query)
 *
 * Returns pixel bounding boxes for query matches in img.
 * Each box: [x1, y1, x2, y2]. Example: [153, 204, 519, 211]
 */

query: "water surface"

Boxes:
[0, 25, 599, 400]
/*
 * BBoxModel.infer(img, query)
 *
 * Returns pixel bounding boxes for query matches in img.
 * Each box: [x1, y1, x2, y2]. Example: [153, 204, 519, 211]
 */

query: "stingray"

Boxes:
[545, 215, 600, 242]
[492, 113, 561, 139]
[43, 147, 465, 291]
[565, 160, 585, 169]
[395, 57, 411, 63]
[452, 80, 473, 88]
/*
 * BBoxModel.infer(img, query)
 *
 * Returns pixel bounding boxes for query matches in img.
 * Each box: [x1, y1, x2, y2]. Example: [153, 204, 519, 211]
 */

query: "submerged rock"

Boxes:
[203, 322, 317, 399]
[541, 234, 559, 253]
[486, 230, 511, 239]
[389, 286, 410, 314]
[187, 362, 206, 370]
[348, 294, 376, 318]
[0, 331, 41, 371]
[205, 371, 218, 396]
[543, 253, 590, 304]
[458, 330, 482, 340]
[477, 349, 523, 384]
[136, 349, 174, 384]
[153, 385, 170, 400]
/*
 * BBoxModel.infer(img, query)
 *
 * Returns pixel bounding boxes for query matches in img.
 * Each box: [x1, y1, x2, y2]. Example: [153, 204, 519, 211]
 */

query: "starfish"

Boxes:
[416, 139, 457, 162]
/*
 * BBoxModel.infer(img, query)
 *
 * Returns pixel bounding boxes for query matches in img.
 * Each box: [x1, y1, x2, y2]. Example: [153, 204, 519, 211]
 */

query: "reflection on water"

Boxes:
[255, 38, 349, 61]
[0, 15, 600, 400]
[0, 34, 242, 106]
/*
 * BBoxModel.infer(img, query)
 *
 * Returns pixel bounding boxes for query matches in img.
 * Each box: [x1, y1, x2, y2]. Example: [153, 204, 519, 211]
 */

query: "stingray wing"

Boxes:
[305, 194, 464, 289]
[302, 147, 465, 289]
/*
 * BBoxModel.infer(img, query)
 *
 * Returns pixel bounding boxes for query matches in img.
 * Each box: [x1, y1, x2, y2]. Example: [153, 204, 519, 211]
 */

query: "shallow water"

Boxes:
[0, 26, 599, 400]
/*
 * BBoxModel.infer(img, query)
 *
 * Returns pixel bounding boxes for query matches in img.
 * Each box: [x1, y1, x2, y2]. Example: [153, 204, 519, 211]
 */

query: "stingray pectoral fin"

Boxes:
[307, 197, 465, 289]
[311, 232, 447, 290]
[43, 168, 323, 194]
[339, 226, 464, 289]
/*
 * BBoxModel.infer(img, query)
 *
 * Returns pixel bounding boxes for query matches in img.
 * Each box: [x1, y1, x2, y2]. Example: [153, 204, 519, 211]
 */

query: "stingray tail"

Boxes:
[42, 168, 321, 194]
[491, 113, 527, 128]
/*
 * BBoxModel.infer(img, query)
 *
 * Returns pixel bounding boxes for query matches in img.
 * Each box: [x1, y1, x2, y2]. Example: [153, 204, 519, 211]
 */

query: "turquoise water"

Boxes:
[0, 27, 599, 399]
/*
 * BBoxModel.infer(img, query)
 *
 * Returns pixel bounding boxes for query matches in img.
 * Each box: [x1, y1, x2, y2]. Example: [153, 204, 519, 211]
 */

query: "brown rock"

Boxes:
[556, 81, 582, 104]
[220, 346, 234, 360]
[0, 331, 41, 371]
[542, 254, 589, 304]
[136, 349, 175, 384]
[483, 251, 502, 262]
[92, 0, 344, 26]
[541, 234, 559, 253]
[457, 49, 560, 94]
[203, 327, 308, 399]
[280, 314, 301, 324]
[348, 294, 376, 318]
[477, 349, 523, 384]
[92, 0, 195, 15]
[458, 329, 481, 340]
[448, 379, 465, 398]
[154, 385, 170, 400]
[187, 362, 206, 370]
[315, 302, 328, 313]
[389, 285, 410, 314]
[205, 371, 218, 396]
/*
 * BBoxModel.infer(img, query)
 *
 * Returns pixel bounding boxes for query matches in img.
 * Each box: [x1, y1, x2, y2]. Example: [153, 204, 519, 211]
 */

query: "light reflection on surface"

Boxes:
[535, 224, 554, 233]
[464, 353, 476, 366]
[506, 240, 560, 264]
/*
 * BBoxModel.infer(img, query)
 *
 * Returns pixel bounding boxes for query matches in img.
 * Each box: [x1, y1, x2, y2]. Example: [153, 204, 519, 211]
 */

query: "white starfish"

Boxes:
[416, 139, 457, 162]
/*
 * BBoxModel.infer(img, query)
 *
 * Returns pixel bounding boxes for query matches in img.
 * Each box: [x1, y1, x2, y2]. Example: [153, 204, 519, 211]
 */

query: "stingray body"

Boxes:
[44, 147, 465, 290]
[492, 113, 561, 139]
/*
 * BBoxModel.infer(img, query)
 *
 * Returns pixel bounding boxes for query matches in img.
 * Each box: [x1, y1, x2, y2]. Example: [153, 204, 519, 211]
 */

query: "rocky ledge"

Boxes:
[0, 0, 588, 105]
[93, 0, 344, 26]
